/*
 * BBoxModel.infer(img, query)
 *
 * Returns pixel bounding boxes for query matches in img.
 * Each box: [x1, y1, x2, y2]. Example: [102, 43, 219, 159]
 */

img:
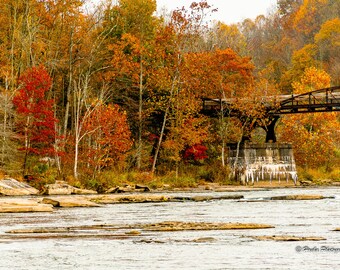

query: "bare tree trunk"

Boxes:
[1, 84, 9, 165]
[219, 90, 228, 167]
[151, 106, 169, 174]
[221, 139, 225, 167]
[220, 103, 226, 167]
[23, 116, 31, 175]
[137, 57, 143, 170]
[151, 74, 178, 174]
[63, 27, 74, 138]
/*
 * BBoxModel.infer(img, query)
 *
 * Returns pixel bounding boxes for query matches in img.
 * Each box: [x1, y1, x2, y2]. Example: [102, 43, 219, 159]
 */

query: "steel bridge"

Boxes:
[202, 86, 340, 142]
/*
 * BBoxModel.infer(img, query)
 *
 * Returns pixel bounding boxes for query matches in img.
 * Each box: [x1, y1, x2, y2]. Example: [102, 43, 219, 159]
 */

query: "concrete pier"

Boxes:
[228, 142, 297, 185]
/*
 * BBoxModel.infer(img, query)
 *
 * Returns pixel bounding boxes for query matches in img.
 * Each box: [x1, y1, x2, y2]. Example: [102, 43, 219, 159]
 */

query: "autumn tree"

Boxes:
[12, 66, 59, 174]
[315, 18, 340, 85]
[99, 0, 159, 170]
[207, 22, 247, 54]
[292, 0, 329, 43]
[0, 0, 44, 168]
[185, 48, 255, 166]
[280, 44, 319, 92]
[149, 1, 216, 174]
[278, 67, 340, 169]
[81, 104, 132, 178]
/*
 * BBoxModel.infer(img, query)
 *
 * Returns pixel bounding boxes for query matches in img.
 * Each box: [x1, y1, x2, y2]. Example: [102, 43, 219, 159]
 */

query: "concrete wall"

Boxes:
[228, 142, 297, 185]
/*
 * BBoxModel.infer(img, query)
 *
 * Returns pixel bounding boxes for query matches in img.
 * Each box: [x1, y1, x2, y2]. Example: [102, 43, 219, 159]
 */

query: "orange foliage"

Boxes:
[279, 67, 340, 168]
[81, 104, 133, 172]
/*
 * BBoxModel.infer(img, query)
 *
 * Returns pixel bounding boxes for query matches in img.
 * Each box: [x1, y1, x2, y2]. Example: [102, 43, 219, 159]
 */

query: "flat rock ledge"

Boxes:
[0, 197, 100, 213]
[0, 178, 39, 196]
[41, 197, 100, 208]
[91, 194, 243, 204]
[249, 235, 326, 241]
[269, 194, 333, 200]
[137, 221, 274, 231]
[0, 194, 244, 213]
[6, 222, 274, 234]
[0, 199, 53, 213]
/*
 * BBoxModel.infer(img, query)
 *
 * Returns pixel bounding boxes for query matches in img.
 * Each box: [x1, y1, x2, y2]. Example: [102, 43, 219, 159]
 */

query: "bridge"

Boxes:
[202, 86, 340, 142]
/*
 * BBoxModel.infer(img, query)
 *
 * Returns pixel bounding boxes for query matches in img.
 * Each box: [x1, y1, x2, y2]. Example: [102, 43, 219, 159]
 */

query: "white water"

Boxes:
[245, 157, 298, 185]
[1, 187, 340, 269]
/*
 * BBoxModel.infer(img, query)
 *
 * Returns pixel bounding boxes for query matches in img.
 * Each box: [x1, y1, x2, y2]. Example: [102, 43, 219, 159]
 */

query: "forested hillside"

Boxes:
[0, 0, 339, 189]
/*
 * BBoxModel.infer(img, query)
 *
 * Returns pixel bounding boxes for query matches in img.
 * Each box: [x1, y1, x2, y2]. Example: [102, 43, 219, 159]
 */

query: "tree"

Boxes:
[99, 0, 159, 170]
[280, 44, 319, 92]
[82, 104, 132, 177]
[185, 48, 254, 167]
[207, 22, 247, 54]
[292, 0, 329, 43]
[315, 18, 340, 84]
[149, 1, 217, 174]
[12, 66, 58, 173]
[278, 67, 340, 169]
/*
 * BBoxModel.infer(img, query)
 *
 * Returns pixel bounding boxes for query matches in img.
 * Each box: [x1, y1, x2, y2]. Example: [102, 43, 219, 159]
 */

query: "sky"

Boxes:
[156, 0, 278, 24]
[87, 0, 278, 25]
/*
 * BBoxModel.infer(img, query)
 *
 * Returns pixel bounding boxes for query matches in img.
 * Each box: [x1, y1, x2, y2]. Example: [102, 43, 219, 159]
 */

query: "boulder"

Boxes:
[43, 181, 97, 195]
[135, 184, 150, 192]
[71, 187, 97, 195]
[105, 185, 135, 194]
[50, 197, 101, 208]
[0, 178, 39, 196]
[43, 181, 74, 195]
[299, 180, 313, 186]
[105, 186, 124, 194]
[41, 197, 60, 207]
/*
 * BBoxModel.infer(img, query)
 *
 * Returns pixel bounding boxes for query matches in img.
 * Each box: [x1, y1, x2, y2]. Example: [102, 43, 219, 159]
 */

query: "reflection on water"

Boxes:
[1, 187, 340, 269]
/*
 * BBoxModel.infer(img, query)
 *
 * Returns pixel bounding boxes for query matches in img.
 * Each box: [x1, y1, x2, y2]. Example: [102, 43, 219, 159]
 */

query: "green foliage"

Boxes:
[161, 173, 197, 188]
[297, 167, 340, 185]
[32, 163, 49, 175]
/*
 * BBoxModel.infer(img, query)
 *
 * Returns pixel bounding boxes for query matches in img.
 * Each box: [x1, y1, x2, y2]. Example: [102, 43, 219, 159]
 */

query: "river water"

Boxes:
[1, 187, 340, 269]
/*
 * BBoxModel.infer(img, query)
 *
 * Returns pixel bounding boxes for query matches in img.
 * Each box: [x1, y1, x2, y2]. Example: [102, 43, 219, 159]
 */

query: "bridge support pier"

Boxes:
[262, 116, 280, 143]
[228, 142, 297, 185]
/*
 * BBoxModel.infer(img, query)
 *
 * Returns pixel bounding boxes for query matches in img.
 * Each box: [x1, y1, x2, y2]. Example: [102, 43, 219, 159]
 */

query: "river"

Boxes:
[1, 187, 340, 269]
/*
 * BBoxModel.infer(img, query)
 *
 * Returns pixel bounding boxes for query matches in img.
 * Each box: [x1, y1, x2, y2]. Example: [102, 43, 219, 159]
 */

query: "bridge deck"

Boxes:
[202, 86, 340, 116]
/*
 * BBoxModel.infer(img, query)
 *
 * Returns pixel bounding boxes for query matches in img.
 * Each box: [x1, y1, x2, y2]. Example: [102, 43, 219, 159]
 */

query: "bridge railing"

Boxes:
[202, 86, 340, 116]
[278, 86, 340, 114]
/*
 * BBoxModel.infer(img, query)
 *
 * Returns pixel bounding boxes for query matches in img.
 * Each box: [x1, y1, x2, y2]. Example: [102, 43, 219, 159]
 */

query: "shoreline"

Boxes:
[0, 183, 338, 213]
[1, 179, 340, 197]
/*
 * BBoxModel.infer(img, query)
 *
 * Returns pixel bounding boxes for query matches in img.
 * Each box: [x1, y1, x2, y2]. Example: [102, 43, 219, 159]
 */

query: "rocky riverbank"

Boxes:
[0, 191, 336, 213]
[0, 193, 246, 213]
[1, 178, 339, 213]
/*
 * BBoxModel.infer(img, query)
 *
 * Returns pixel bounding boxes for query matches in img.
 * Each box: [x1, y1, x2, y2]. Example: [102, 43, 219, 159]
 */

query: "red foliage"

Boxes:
[13, 66, 58, 156]
[82, 104, 133, 170]
[148, 133, 159, 142]
[183, 144, 208, 162]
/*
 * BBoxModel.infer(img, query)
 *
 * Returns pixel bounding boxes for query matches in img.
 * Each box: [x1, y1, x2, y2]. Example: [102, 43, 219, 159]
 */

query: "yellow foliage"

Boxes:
[315, 18, 340, 46]
[292, 66, 330, 93]
[279, 67, 339, 168]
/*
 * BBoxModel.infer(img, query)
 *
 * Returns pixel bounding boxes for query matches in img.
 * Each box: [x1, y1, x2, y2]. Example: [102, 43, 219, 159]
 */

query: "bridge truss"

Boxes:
[202, 86, 340, 142]
[272, 86, 340, 114]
